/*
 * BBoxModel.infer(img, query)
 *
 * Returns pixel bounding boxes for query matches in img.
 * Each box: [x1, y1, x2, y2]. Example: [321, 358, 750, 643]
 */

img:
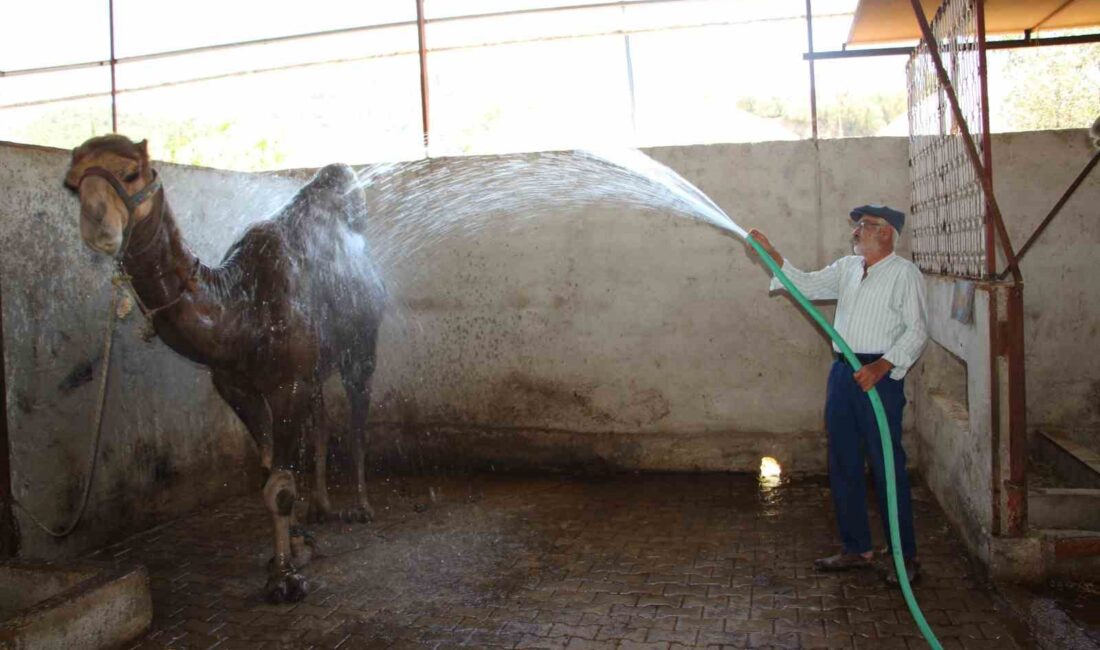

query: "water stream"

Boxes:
[355, 148, 747, 282]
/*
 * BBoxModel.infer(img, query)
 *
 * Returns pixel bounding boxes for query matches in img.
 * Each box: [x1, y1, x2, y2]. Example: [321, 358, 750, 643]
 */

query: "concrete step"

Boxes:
[0, 560, 151, 649]
[1030, 487, 1100, 530]
[1037, 529, 1100, 580]
[1034, 430, 1100, 489]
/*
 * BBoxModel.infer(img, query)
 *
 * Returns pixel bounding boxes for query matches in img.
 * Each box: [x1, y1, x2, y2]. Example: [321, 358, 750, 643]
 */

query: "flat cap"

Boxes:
[850, 204, 905, 234]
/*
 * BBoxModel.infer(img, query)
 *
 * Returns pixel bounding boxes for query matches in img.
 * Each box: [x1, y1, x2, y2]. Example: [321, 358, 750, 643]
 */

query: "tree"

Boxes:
[737, 92, 908, 139]
[14, 105, 289, 171]
[996, 42, 1100, 131]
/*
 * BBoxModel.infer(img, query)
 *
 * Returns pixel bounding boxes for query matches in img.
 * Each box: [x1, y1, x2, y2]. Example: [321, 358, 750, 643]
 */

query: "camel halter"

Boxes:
[76, 165, 194, 337]
[77, 166, 163, 258]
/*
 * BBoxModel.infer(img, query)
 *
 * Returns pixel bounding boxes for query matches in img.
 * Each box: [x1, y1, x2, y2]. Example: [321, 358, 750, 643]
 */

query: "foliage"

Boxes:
[15, 105, 288, 171]
[738, 92, 908, 138]
[997, 42, 1100, 131]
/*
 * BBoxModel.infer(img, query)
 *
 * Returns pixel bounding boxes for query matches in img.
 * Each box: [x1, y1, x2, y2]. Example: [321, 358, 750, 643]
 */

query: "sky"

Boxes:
[3, 0, 1089, 168]
[1, 0, 919, 167]
[2, 0, 864, 70]
[2, 0, 895, 112]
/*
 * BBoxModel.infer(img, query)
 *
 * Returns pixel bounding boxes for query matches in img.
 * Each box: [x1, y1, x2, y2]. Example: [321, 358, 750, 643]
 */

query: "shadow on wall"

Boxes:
[921, 341, 969, 412]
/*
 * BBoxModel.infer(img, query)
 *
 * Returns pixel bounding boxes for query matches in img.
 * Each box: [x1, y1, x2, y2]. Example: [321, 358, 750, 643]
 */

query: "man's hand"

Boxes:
[854, 358, 894, 392]
[747, 229, 782, 266]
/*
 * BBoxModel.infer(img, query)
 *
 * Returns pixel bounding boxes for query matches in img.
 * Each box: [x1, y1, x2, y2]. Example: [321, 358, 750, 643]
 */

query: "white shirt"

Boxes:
[768, 253, 928, 380]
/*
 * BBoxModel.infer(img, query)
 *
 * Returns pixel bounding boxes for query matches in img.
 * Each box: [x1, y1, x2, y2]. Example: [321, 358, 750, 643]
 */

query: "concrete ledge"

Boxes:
[915, 389, 991, 566]
[1030, 488, 1100, 530]
[363, 423, 843, 474]
[0, 560, 152, 650]
[989, 532, 1100, 583]
[1043, 530, 1100, 580]
[1035, 431, 1100, 489]
[989, 536, 1047, 584]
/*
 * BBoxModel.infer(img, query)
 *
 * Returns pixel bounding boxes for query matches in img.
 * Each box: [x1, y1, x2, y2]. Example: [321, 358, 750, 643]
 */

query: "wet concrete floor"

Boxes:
[97, 472, 1033, 649]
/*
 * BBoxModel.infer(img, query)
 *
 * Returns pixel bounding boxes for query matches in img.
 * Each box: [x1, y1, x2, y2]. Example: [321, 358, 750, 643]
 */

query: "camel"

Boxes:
[64, 135, 384, 603]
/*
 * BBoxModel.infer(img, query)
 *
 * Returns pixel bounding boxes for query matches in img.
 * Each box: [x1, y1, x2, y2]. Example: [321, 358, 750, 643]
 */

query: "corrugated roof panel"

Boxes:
[847, 0, 1100, 46]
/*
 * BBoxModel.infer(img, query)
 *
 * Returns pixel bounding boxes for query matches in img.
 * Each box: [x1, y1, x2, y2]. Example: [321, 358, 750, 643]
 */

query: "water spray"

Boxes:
[571, 148, 941, 647]
[353, 147, 940, 647]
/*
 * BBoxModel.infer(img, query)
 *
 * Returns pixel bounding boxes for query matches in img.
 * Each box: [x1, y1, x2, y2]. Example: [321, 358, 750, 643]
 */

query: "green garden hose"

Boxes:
[746, 235, 943, 650]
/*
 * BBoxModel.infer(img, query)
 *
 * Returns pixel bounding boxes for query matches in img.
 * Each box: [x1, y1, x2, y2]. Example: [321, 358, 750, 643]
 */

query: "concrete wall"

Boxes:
[908, 128, 1100, 566]
[911, 283, 994, 559]
[359, 138, 913, 474]
[993, 130, 1100, 444]
[3, 129, 1092, 560]
[0, 142, 299, 558]
[2, 137, 912, 557]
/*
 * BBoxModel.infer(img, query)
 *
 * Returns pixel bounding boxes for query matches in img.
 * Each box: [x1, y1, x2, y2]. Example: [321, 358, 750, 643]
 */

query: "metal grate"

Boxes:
[906, 0, 987, 279]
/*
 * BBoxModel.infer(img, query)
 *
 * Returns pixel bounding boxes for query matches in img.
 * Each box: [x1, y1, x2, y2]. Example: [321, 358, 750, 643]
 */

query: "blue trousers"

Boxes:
[825, 355, 917, 558]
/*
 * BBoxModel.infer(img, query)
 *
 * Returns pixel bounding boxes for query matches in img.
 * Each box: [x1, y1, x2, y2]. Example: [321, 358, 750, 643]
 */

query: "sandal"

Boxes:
[813, 552, 874, 571]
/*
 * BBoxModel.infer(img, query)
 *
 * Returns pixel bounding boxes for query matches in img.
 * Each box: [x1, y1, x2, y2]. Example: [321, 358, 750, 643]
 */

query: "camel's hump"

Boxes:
[305, 163, 359, 194]
[275, 163, 366, 228]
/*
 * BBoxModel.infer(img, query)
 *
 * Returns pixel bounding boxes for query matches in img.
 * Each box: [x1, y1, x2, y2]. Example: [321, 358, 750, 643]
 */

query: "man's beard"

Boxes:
[852, 236, 881, 257]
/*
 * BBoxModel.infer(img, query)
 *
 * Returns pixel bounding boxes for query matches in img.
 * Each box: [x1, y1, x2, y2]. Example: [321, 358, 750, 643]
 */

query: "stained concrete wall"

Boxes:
[908, 128, 1100, 568]
[2, 137, 912, 557]
[994, 130, 1100, 443]
[911, 283, 994, 559]
[3, 130, 1092, 561]
[362, 139, 913, 474]
[0, 142, 299, 558]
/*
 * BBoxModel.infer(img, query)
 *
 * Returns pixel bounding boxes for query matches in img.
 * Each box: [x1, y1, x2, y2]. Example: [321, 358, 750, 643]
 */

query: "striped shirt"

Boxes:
[768, 253, 928, 380]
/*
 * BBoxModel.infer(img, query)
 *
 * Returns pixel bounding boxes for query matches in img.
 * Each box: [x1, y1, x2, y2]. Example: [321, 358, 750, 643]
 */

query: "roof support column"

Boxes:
[416, 0, 431, 152]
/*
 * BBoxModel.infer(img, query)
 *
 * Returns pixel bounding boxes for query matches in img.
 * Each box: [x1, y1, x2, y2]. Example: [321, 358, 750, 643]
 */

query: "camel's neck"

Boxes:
[120, 195, 233, 365]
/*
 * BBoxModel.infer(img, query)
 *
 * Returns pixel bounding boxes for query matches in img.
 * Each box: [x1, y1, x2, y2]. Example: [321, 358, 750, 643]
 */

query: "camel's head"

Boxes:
[64, 134, 161, 257]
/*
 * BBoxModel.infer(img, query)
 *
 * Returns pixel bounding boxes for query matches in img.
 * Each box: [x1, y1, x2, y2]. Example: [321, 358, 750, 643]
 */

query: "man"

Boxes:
[749, 205, 928, 585]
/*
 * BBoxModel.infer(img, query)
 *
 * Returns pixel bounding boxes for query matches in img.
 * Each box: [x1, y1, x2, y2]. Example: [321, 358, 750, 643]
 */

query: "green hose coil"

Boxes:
[746, 235, 942, 650]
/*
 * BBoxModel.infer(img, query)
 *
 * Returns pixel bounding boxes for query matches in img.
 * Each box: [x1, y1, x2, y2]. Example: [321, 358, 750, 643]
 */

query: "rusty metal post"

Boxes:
[976, 0, 1006, 537]
[416, 0, 431, 151]
[805, 0, 819, 140]
[1004, 283, 1027, 536]
[911, 0, 1028, 538]
[0, 271, 18, 557]
[109, 0, 118, 132]
[907, 0, 1021, 283]
[977, 0, 994, 278]
[987, 282, 1028, 537]
[988, 289, 1002, 534]
[978, 0, 1026, 537]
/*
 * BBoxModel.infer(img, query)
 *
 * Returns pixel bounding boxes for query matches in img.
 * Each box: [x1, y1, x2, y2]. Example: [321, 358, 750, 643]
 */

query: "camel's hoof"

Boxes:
[340, 507, 373, 524]
[307, 505, 333, 524]
[265, 571, 309, 604]
[289, 525, 316, 545]
[289, 529, 316, 567]
[266, 554, 311, 573]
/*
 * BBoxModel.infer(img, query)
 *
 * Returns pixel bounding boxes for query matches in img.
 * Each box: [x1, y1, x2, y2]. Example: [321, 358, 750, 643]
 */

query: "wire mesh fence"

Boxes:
[906, 0, 988, 279]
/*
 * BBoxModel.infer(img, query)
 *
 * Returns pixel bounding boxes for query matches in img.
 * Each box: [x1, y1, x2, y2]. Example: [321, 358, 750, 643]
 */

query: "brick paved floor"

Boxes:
[94, 473, 1032, 649]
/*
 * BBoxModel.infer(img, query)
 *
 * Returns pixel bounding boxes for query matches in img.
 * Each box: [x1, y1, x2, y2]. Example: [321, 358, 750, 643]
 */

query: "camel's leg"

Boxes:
[262, 468, 307, 602]
[350, 391, 374, 521]
[212, 372, 274, 477]
[261, 384, 316, 603]
[308, 389, 334, 523]
[342, 354, 377, 523]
